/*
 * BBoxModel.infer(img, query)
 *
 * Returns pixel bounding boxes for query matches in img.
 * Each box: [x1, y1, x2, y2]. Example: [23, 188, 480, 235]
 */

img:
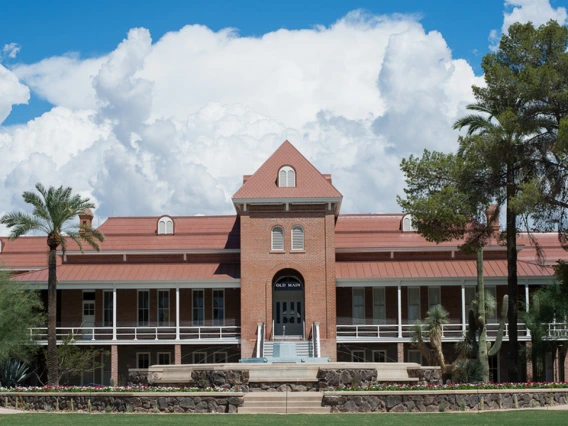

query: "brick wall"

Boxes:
[239, 207, 337, 360]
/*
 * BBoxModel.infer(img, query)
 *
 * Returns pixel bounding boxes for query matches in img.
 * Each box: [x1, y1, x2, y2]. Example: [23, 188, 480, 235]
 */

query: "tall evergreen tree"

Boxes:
[0, 184, 104, 386]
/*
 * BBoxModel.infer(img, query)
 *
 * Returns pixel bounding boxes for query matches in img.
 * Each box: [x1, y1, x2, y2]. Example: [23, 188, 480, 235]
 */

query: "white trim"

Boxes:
[461, 284, 466, 332]
[271, 225, 284, 251]
[336, 277, 552, 286]
[60, 248, 241, 256]
[17, 280, 241, 290]
[335, 245, 518, 254]
[372, 350, 387, 362]
[232, 197, 342, 204]
[136, 352, 151, 369]
[175, 286, 180, 341]
[157, 352, 172, 365]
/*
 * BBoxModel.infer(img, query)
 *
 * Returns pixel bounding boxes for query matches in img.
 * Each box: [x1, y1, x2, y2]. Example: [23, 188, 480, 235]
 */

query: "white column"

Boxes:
[112, 287, 117, 341]
[525, 284, 530, 312]
[461, 284, 466, 332]
[176, 286, 180, 340]
[397, 284, 402, 338]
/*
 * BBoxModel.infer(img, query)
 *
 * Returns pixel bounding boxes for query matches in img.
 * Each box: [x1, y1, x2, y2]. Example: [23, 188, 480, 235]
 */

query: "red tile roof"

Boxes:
[13, 263, 240, 283]
[336, 260, 555, 279]
[232, 140, 343, 200]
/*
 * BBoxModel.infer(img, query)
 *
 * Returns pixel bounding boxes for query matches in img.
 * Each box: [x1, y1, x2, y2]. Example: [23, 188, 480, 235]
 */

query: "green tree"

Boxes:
[0, 184, 104, 386]
[0, 269, 45, 364]
[400, 21, 568, 382]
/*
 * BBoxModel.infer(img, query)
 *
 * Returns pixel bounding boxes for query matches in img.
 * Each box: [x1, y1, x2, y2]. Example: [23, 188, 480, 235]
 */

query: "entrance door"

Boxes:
[82, 291, 96, 340]
[273, 275, 304, 337]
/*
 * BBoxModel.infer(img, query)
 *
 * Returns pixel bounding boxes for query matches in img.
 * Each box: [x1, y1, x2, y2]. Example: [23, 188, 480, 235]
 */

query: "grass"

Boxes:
[1, 411, 568, 426]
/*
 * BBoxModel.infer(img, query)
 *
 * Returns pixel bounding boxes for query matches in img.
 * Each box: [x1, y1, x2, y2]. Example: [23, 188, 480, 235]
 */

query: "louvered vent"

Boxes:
[272, 226, 284, 250]
[279, 169, 287, 187]
[292, 226, 304, 250]
[287, 169, 295, 187]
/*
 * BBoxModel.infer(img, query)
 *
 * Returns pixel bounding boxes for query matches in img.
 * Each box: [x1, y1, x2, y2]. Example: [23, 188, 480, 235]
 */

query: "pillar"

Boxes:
[111, 345, 118, 386]
[112, 287, 117, 341]
[174, 344, 182, 365]
[461, 284, 466, 332]
[562, 348, 568, 383]
[397, 285, 402, 338]
[397, 342, 404, 363]
[554, 345, 560, 383]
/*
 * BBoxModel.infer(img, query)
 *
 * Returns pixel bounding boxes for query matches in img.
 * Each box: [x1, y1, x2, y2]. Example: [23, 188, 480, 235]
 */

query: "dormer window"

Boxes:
[278, 166, 296, 187]
[402, 214, 417, 232]
[158, 216, 174, 235]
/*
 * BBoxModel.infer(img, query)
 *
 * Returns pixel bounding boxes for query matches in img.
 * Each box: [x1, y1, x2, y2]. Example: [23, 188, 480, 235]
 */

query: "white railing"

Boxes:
[29, 325, 240, 342]
[548, 323, 568, 339]
[337, 322, 537, 341]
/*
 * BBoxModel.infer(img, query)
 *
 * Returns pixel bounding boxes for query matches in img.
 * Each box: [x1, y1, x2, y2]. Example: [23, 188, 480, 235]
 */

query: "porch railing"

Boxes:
[337, 322, 537, 341]
[29, 325, 240, 342]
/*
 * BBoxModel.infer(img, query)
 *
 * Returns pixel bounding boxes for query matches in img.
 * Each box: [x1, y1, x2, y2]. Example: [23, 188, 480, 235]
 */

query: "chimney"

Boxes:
[79, 208, 94, 228]
[485, 204, 500, 232]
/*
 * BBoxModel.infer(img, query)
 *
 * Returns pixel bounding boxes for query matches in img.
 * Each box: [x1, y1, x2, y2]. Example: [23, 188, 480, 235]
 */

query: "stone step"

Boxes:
[241, 392, 329, 414]
[239, 406, 331, 414]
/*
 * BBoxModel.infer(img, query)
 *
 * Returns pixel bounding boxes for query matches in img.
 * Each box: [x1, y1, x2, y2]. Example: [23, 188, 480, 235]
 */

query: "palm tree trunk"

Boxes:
[506, 164, 519, 382]
[477, 248, 490, 383]
[47, 245, 59, 386]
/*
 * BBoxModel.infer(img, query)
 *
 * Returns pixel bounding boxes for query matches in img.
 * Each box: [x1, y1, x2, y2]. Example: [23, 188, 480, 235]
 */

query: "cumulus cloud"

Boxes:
[0, 64, 30, 124]
[0, 11, 485, 230]
[490, 0, 568, 50]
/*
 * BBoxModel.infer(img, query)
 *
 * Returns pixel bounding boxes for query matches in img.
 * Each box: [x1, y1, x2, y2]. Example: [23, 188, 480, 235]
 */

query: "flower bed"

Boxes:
[333, 382, 568, 392]
[0, 385, 234, 393]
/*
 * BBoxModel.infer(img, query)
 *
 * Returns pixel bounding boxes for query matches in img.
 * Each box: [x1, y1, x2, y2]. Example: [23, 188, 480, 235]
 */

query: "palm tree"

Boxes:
[453, 103, 540, 381]
[411, 304, 450, 371]
[0, 184, 104, 386]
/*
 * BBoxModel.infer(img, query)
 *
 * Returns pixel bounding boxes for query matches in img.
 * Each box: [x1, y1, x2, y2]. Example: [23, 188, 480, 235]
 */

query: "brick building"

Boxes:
[1, 140, 567, 384]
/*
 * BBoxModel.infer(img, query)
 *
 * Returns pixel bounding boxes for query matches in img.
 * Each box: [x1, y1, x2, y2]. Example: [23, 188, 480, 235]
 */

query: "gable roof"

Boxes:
[232, 140, 343, 201]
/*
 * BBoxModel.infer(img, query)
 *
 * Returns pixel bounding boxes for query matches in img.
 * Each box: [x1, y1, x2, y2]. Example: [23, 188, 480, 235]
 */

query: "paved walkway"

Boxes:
[0, 407, 23, 414]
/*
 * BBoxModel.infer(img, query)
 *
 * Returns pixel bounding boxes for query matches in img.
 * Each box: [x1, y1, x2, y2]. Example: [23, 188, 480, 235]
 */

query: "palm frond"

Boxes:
[0, 212, 48, 240]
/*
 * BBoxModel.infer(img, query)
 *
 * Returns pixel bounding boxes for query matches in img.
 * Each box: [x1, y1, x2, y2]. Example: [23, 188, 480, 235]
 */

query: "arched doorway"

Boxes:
[272, 270, 304, 337]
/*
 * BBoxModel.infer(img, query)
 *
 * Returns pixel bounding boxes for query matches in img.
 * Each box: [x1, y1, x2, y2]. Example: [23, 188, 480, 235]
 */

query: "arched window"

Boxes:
[402, 215, 417, 232]
[272, 226, 284, 250]
[278, 166, 295, 187]
[291, 225, 304, 250]
[158, 216, 174, 235]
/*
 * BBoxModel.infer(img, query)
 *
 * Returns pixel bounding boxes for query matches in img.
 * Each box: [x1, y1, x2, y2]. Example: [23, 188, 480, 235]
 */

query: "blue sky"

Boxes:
[0, 0, 508, 125]
[0, 0, 567, 228]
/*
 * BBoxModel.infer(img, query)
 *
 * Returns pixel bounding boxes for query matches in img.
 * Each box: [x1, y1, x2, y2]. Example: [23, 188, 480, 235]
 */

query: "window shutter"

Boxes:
[287, 169, 295, 187]
[279, 170, 287, 187]
[158, 220, 165, 234]
[166, 220, 173, 234]
[272, 226, 284, 250]
[292, 226, 304, 250]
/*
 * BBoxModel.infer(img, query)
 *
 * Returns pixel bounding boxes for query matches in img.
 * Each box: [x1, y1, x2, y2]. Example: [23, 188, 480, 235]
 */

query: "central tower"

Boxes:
[232, 140, 342, 360]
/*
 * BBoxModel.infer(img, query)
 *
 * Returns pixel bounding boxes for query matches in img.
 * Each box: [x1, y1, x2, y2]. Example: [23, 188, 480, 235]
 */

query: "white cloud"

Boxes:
[490, 0, 568, 50]
[0, 11, 485, 232]
[2, 43, 21, 59]
[0, 64, 30, 124]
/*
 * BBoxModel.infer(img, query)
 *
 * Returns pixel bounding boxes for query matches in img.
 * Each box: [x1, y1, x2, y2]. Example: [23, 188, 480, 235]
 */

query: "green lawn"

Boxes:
[1, 411, 568, 426]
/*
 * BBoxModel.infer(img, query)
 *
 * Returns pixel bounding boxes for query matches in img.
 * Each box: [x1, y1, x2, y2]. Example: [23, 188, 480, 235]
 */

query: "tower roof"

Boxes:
[232, 140, 342, 201]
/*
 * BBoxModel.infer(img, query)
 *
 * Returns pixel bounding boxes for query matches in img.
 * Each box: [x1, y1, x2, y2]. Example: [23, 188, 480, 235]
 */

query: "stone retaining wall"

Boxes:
[407, 367, 443, 385]
[323, 389, 568, 413]
[0, 392, 244, 413]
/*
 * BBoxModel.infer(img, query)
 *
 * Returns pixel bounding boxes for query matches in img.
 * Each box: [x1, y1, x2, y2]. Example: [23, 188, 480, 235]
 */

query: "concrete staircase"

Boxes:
[239, 392, 330, 414]
[263, 341, 313, 358]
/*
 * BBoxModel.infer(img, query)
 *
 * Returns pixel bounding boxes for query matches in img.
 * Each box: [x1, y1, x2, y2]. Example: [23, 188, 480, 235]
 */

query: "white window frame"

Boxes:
[373, 287, 386, 325]
[278, 166, 295, 187]
[157, 290, 170, 326]
[212, 289, 225, 326]
[291, 225, 304, 250]
[428, 287, 441, 312]
[408, 349, 422, 364]
[192, 289, 205, 326]
[373, 350, 387, 363]
[192, 351, 207, 364]
[137, 290, 150, 326]
[352, 288, 365, 325]
[408, 287, 421, 322]
[213, 352, 228, 363]
[158, 216, 174, 235]
[351, 349, 366, 362]
[271, 226, 284, 251]
[103, 290, 113, 327]
[157, 352, 171, 365]
[137, 352, 151, 369]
